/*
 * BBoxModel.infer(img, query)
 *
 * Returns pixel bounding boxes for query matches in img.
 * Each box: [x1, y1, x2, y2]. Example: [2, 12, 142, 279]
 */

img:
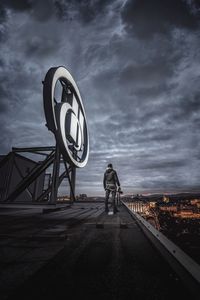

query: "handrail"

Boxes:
[123, 201, 200, 287]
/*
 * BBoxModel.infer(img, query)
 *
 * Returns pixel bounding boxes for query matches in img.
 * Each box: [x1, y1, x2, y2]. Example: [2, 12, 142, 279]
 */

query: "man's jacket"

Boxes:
[103, 167, 120, 190]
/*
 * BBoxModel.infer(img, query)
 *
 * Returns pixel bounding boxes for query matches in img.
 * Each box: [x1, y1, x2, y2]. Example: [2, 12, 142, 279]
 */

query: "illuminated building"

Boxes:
[174, 212, 200, 219]
[159, 203, 178, 212]
[57, 195, 70, 202]
[163, 195, 170, 203]
[128, 202, 149, 214]
[149, 201, 156, 208]
[190, 199, 200, 205]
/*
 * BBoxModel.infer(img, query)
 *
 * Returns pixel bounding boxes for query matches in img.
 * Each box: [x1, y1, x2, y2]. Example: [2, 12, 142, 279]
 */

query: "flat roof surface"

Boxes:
[0, 202, 193, 299]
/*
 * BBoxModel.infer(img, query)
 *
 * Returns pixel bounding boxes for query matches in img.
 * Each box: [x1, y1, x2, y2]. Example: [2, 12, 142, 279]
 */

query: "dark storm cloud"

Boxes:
[121, 0, 200, 38]
[0, 5, 6, 22]
[0, 0, 57, 23]
[139, 160, 187, 170]
[25, 35, 61, 57]
[1, 0, 32, 11]
[175, 95, 200, 120]
[54, 0, 114, 24]
[0, 0, 200, 195]
[119, 61, 174, 85]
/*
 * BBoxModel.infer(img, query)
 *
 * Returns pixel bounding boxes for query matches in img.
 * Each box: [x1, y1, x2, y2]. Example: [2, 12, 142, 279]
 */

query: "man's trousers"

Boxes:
[105, 189, 117, 212]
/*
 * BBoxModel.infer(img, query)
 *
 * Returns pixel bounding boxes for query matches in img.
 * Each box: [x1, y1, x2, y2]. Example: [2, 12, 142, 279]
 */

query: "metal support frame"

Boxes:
[70, 167, 76, 202]
[4, 145, 76, 204]
[49, 145, 60, 204]
[63, 161, 76, 202]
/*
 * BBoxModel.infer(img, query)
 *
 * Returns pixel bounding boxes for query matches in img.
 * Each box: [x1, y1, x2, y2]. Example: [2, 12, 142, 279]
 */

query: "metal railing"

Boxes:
[123, 201, 200, 296]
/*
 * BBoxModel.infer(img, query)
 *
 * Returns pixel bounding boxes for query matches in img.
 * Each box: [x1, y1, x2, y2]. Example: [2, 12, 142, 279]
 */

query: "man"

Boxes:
[103, 163, 120, 213]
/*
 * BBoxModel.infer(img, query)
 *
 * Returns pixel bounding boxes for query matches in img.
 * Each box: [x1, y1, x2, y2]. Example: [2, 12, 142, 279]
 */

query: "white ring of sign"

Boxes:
[44, 66, 89, 168]
[59, 103, 84, 165]
[51, 68, 84, 132]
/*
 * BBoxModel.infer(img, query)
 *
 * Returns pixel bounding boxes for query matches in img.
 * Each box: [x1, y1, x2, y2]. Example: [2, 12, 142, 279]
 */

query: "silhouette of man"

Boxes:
[103, 163, 120, 213]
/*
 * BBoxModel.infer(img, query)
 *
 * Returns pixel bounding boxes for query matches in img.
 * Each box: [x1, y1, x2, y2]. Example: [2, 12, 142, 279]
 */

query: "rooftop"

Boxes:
[0, 201, 198, 300]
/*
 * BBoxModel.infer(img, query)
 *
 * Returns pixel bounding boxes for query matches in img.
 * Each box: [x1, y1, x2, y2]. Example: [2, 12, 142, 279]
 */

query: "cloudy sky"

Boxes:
[0, 0, 200, 196]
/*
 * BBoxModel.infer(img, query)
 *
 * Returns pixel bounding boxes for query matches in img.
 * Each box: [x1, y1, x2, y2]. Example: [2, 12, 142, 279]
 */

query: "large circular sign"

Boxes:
[43, 66, 89, 168]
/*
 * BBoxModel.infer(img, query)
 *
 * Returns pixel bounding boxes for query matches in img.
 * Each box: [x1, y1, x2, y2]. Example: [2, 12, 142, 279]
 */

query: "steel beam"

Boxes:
[36, 170, 67, 202]
[12, 146, 55, 153]
[6, 151, 55, 202]
[70, 167, 76, 202]
[48, 146, 60, 204]
[64, 161, 75, 202]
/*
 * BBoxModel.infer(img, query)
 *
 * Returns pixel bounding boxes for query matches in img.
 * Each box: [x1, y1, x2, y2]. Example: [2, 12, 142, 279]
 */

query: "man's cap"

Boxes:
[107, 163, 113, 168]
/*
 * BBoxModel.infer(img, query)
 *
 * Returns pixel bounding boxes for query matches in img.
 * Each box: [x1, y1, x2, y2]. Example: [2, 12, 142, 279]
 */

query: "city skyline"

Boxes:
[0, 1, 200, 196]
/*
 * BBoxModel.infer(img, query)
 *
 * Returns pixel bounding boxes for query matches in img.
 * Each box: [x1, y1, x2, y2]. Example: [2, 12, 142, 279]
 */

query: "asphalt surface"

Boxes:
[0, 202, 192, 300]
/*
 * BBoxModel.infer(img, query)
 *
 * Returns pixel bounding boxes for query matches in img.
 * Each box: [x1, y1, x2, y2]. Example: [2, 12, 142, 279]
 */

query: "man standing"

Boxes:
[103, 163, 120, 213]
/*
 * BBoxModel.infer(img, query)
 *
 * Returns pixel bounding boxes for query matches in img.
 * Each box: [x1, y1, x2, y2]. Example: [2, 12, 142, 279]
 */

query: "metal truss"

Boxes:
[5, 145, 76, 204]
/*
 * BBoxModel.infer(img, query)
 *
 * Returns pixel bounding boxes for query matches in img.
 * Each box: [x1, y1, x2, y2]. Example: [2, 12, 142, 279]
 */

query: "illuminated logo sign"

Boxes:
[43, 66, 89, 168]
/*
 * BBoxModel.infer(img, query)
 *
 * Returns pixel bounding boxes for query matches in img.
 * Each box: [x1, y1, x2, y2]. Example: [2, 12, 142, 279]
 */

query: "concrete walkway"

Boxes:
[0, 202, 192, 299]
